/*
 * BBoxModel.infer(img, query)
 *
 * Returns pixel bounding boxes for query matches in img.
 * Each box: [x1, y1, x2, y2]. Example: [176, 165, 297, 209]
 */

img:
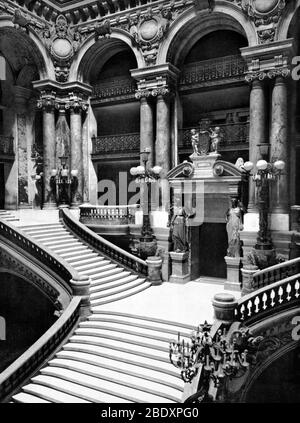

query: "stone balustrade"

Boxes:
[91, 132, 140, 155]
[79, 204, 140, 225]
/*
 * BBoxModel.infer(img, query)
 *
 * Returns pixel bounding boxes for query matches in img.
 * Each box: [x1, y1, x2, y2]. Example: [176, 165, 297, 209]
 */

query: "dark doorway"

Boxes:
[0, 163, 4, 209]
[245, 345, 300, 403]
[198, 223, 227, 278]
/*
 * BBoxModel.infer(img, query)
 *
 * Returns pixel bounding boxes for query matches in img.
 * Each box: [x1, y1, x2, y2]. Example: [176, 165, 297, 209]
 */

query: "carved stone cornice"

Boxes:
[245, 66, 291, 82]
[241, 39, 295, 83]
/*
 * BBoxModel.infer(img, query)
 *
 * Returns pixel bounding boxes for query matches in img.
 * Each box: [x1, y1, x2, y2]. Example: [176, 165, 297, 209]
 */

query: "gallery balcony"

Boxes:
[90, 54, 247, 104]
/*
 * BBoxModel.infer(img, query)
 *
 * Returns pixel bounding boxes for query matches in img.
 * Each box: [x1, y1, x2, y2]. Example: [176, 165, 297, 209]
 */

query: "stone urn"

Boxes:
[146, 256, 163, 286]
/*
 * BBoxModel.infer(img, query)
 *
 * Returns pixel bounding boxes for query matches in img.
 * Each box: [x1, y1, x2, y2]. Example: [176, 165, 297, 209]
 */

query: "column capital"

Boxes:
[37, 90, 57, 112]
[65, 93, 89, 114]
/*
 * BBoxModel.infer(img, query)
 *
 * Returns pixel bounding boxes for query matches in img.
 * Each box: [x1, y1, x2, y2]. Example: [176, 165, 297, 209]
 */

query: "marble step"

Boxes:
[12, 392, 51, 403]
[69, 333, 168, 359]
[22, 382, 91, 403]
[42, 237, 78, 246]
[65, 253, 99, 263]
[59, 250, 94, 259]
[87, 267, 123, 282]
[91, 282, 150, 306]
[46, 359, 181, 401]
[31, 374, 133, 403]
[54, 245, 89, 254]
[72, 258, 107, 271]
[90, 278, 146, 300]
[91, 311, 197, 333]
[63, 342, 178, 376]
[75, 325, 171, 349]
[80, 320, 191, 343]
[89, 269, 130, 286]
[28, 231, 67, 239]
[89, 274, 138, 293]
[39, 366, 176, 403]
[23, 227, 65, 235]
[49, 241, 87, 251]
[76, 261, 115, 275]
[20, 223, 63, 230]
[55, 349, 183, 388]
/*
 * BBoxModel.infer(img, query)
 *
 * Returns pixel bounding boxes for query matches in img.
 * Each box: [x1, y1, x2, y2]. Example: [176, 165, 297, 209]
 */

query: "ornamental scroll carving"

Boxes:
[127, 8, 173, 66]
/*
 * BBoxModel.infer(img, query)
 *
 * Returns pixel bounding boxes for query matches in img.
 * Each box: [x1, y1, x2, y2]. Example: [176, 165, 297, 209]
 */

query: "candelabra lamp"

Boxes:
[242, 158, 285, 250]
[169, 322, 262, 402]
[50, 156, 78, 207]
[130, 148, 162, 259]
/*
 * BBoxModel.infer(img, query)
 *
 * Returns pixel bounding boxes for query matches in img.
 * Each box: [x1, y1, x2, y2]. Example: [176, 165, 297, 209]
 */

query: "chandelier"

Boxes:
[169, 321, 262, 387]
[50, 155, 78, 206]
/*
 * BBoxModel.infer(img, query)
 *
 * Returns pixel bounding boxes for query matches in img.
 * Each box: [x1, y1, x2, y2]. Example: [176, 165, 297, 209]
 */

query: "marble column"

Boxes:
[140, 95, 154, 166]
[41, 101, 56, 208]
[270, 76, 289, 214]
[70, 106, 83, 206]
[156, 92, 171, 211]
[248, 79, 266, 212]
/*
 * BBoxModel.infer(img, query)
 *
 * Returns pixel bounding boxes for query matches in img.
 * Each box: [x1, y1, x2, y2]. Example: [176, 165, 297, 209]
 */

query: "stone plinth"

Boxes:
[169, 251, 190, 284]
[146, 256, 162, 286]
[224, 256, 241, 292]
[241, 266, 258, 296]
[190, 153, 221, 178]
[212, 292, 237, 323]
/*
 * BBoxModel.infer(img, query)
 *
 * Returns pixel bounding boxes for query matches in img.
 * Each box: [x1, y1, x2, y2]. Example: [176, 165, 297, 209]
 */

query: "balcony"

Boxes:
[91, 132, 140, 156]
[180, 121, 249, 151]
[179, 54, 247, 91]
[91, 55, 246, 103]
[91, 76, 137, 104]
[0, 135, 14, 157]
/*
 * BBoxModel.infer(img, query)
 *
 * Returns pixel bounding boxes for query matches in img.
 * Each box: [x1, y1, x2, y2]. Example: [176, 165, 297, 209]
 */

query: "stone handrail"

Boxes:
[60, 207, 148, 277]
[252, 257, 300, 290]
[92, 76, 136, 100]
[80, 204, 140, 225]
[235, 273, 300, 326]
[0, 218, 91, 314]
[0, 297, 81, 402]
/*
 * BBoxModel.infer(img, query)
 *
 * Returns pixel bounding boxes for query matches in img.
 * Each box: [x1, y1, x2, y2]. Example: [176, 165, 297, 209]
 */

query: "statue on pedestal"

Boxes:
[190, 123, 222, 156]
[226, 198, 244, 257]
[168, 199, 195, 252]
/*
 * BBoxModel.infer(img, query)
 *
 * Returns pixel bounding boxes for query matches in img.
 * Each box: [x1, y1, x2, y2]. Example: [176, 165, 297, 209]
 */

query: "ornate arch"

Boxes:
[157, 3, 256, 67]
[0, 18, 53, 80]
[277, 0, 300, 41]
[69, 29, 144, 83]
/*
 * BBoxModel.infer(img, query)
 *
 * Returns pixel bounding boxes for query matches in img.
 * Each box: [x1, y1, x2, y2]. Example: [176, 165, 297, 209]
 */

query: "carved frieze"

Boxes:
[127, 7, 173, 66]
[37, 15, 83, 82]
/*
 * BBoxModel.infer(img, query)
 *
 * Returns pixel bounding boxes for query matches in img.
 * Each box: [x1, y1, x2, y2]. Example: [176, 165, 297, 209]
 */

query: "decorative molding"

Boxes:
[240, 0, 286, 27]
[127, 7, 173, 66]
[92, 132, 140, 154]
[245, 66, 290, 81]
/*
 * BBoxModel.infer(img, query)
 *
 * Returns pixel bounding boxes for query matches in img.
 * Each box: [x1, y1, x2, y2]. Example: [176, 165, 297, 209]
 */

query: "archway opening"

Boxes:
[0, 272, 56, 373]
[0, 27, 44, 209]
[245, 345, 300, 403]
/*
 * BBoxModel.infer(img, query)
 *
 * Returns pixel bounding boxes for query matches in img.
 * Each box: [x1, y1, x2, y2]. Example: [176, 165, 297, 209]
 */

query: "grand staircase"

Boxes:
[0, 210, 19, 223]
[9, 222, 195, 403]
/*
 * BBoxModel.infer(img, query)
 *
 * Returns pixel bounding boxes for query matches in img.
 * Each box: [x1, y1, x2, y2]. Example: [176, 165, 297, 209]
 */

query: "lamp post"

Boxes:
[130, 148, 162, 257]
[242, 158, 285, 250]
[50, 155, 78, 207]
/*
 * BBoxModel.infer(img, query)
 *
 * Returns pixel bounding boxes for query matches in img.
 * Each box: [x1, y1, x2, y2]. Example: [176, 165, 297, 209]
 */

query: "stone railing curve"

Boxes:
[0, 297, 82, 403]
[60, 207, 148, 277]
[252, 257, 300, 290]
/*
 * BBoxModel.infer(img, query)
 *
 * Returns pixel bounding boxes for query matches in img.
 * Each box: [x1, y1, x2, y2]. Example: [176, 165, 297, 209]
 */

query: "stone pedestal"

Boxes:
[212, 293, 237, 324]
[146, 256, 162, 286]
[169, 251, 190, 284]
[190, 153, 221, 178]
[70, 274, 91, 318]
[224, 256, 241, 291]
